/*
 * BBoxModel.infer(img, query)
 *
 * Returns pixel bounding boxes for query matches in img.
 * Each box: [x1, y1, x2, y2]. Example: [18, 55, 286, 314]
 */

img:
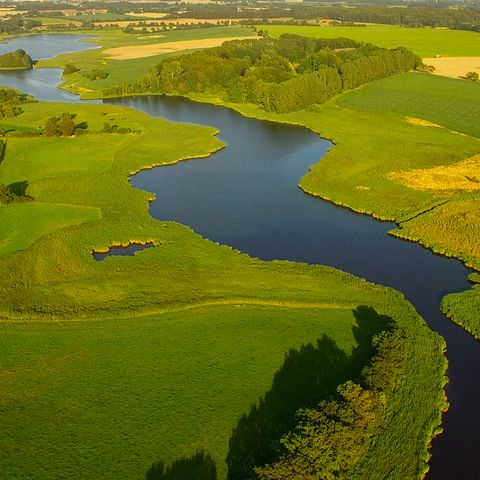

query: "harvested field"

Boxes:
[126, 12, 168, 19]
[389, 154, 480, 192]
[104, 35, 255, 59]
[423, 56, 480, 79]
[93, 18, 250, 27]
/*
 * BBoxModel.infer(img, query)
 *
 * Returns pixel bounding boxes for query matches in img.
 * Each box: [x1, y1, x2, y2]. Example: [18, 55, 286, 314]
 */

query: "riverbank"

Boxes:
[0, 32, 475, 479]
[120, 72, 480, 342]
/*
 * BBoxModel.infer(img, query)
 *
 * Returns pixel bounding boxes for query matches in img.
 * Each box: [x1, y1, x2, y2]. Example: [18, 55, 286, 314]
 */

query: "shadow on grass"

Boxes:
[146, 450, 216, 480]
[226, 305, 393, 480]
[8, 180, 29, 196]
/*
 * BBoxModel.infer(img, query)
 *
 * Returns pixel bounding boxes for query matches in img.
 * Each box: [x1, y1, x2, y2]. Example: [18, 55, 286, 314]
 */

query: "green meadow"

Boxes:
[0, 306, 373, 479]
[0, 100, 446, 479]
[260, 24, 480, 57]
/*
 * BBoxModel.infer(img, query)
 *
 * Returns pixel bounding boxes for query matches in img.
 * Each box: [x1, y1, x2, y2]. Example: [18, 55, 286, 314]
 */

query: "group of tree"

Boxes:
[254, 327, 407, 479]
[82, 69, 109, 81]
[0, 16, 40, 35]
[0, 49, 33, 70]
[466, 71, 479, 81]
[105, 34, 421, 113]
[44, 113, 76, 137]
[101, 121, 136, 134]
[63, 64, 80, 75]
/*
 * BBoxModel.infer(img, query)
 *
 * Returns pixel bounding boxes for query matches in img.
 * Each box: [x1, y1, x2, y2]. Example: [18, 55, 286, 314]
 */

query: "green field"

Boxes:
[24, 16, 83, 26]
[0, 202, 100, 256]
[260, 24, 480, 57]
[0, 99, 446, 479]
[0, 305, 368, 479]
[36, 27, 255, 98]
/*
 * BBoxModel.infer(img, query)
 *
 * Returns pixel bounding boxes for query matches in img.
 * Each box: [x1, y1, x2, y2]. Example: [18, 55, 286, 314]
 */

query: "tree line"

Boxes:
[0, 16, 40, 35]
[254, 326, 407, 479]
[104, 34, 421, 114]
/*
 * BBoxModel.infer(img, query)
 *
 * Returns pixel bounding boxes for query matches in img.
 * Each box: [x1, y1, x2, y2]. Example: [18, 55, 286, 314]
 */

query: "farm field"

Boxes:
[24, 16, 83, 26]
[0, 99, 447, 480]
[103, 36, 258, 60]
[423, 56, 480, 79]
[260, 24, 480, 58]
[36, 27, 254, 97]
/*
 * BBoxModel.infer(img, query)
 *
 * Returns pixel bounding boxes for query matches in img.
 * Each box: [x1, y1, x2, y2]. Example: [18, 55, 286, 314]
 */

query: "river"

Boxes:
[1, 34, 479, 479]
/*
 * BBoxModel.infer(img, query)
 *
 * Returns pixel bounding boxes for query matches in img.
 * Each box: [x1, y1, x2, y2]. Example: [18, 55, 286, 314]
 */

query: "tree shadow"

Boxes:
[8, 180, 29, 196]
[146, 450, 216, 480]
[226, 305, 393, 480]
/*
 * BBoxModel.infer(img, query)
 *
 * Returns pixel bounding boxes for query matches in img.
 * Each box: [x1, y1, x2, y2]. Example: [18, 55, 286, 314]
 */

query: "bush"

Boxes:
[83, 69, 109, 81]
[63, 64, 80, 75]
[466, 71, 479, 81]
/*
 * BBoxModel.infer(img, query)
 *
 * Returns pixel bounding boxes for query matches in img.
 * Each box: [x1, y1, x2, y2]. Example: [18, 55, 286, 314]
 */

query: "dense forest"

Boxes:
[0, 49, 33, 70]
[105, 34, 421, 113]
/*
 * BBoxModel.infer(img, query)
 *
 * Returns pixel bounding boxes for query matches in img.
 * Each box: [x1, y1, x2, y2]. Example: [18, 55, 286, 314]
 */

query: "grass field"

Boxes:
[260, 24, 480, 58]
[36, 27, 254, 97]
[0, 305, 361, 479]
[0, 202, 100, 257]
[0, 100, 446, 479]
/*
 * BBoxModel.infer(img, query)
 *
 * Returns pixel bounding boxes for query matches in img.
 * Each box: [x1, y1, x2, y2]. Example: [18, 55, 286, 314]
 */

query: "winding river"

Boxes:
[1, 35, 479, 479]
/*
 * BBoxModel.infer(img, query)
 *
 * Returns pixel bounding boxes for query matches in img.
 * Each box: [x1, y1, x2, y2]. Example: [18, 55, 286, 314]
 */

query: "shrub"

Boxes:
[63, 64, 80, 75]
[466, 71, 479, 81]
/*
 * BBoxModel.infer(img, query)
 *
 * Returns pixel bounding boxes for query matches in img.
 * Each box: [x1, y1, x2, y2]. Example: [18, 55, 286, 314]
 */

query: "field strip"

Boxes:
[104, 36, 256, 60]
[423, 56, 480, 79]
[0, 298, 357, 323]
[388, 153, 480, 192]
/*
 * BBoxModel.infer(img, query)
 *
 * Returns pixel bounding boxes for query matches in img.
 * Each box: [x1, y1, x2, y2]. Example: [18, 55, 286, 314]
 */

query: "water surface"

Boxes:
[0, 34, 99, 102]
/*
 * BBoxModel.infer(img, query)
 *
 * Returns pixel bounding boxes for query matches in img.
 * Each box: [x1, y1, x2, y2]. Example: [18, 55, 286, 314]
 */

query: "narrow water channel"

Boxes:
[0, 34, 478, 479]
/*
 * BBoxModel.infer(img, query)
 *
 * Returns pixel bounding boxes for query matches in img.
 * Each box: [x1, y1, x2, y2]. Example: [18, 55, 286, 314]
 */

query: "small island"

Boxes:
[0, 48, 33, 70]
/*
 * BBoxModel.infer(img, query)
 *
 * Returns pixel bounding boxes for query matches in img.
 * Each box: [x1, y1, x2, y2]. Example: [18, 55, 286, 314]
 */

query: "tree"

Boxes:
[466, 71, 479, 81]
[58, 113, 75, 137]
[44, 116, 58, 136]
[63, 64, 79, 75]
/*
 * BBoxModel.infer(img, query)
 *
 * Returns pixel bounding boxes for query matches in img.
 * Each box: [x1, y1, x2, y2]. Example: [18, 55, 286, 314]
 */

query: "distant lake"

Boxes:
[0, 34, 99, 102]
